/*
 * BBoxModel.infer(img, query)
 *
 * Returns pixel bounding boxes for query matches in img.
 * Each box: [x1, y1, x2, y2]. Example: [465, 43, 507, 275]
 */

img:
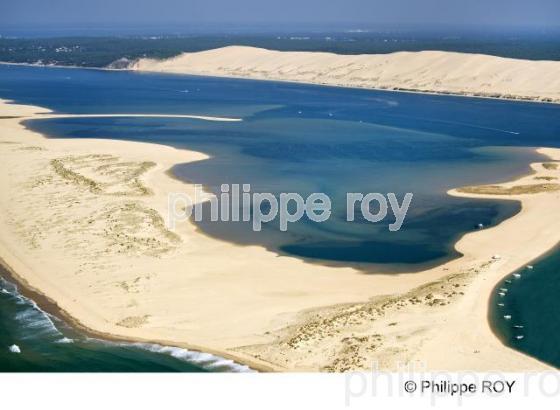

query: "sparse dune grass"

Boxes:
[237, 265, 481, 372]
[458, 183, 560, 195]
[96, 201, 180, 256]
[534, 176, 557, 181]
[116, 315, 150, 328]
[50, 154, 155, 196]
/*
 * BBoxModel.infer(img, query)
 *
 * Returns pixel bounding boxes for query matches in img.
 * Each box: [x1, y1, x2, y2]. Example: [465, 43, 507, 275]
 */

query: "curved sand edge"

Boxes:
[131, 46, 560, 104]
[0, 257, 273, 372]
[1, 98, 559, 372]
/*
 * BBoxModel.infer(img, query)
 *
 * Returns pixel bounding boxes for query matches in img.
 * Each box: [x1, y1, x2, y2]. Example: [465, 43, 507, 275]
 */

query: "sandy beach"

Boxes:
[1, 97, 559, 371]
[130, 46, 560, 103]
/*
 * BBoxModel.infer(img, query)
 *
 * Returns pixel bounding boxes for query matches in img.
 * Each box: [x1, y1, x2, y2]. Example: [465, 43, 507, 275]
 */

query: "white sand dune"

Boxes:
[130, 46, 560, 103]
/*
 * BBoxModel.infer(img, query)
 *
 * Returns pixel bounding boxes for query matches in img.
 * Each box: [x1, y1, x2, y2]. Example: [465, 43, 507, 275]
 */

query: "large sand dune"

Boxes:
[130, 46, 560, 103]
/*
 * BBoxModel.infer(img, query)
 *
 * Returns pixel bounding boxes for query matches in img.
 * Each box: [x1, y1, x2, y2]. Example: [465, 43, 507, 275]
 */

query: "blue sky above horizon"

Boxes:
[1, 0, 559, 30]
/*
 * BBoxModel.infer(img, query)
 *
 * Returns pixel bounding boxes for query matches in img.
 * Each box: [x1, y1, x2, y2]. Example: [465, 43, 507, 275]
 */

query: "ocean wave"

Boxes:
[1, 276, 254, 372]
[0, 278, 17, 294]
[1, 277, 63, 340]
[129, 343, 255, 372]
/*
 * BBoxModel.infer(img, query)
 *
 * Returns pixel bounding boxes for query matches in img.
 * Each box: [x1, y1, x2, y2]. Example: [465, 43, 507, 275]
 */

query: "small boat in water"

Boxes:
[505, 280, 512, 284]
[498, 292, 506, 297]
[513, 273, 521, 279]
[527, 265, 534, 270]
[500, 288, 508, 292]
[497, 303, 505, 307]
[513, 325, 524, 329]
[515, 335, 525, 340]
[504, 315, 512, 320]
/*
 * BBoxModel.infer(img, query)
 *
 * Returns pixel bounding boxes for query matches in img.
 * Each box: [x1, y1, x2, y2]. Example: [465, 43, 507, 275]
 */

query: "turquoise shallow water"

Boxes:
[1, 64, 559, 370]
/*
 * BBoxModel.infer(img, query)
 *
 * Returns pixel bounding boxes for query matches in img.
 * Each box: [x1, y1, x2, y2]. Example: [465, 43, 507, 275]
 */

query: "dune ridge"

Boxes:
[129, 46, 560, 103]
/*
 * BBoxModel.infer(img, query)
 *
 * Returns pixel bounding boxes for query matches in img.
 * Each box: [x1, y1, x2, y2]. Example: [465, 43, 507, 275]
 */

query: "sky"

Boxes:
[1, 0, 559, 30]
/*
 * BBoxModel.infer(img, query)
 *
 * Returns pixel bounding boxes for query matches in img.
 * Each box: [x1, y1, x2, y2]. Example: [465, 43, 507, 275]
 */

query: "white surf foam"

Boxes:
[1, 276, 63, 341]
[55, 337, 74, 344]
[9, 344, 21, 354]
[125, 342, 255, 372]
[2, 276, 254, 372]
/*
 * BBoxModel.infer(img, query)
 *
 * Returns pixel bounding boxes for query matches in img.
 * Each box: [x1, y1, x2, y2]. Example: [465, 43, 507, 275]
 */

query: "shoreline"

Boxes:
[443, 153, 560, 370]
[1, 56, 559, 106]
[1, 97, 559, 371]
[485, 243, 559, 366]
[0, 256, 273, 372]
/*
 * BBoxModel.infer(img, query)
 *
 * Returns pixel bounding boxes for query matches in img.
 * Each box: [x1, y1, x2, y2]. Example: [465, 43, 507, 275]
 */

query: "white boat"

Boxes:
[497, 303, 505, 307]
[505, 280, 512, 284]
[513, 273, 521, 279]
[504, 315, 512, 320]
[500, 288, 508, 292]
[515, 335, 525, 340]
[8, 344, 21, 354]
[498, 292, 506, 297]
[513, 325, 524, 329]
[527, 265, 534, 270]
